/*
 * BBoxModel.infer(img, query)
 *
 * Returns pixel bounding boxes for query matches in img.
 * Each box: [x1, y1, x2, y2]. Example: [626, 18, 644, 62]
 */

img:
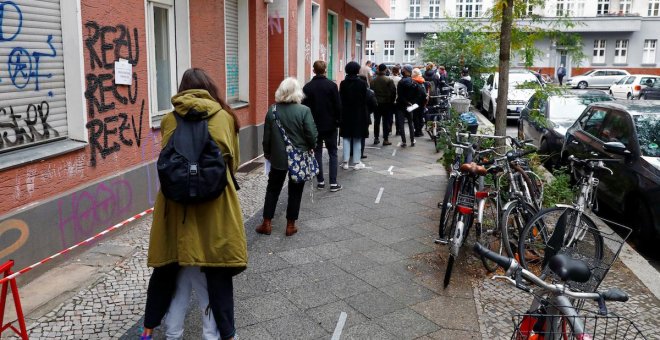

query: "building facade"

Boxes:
[0, 0, 388, 284]
[368, 0, 660, 77]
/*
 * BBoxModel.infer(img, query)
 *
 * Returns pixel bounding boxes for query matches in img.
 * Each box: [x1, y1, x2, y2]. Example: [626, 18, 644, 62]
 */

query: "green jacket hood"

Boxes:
[171, 89, 222, 119]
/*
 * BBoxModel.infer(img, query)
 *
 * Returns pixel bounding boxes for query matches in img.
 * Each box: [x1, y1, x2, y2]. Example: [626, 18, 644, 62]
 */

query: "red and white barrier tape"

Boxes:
[0, 207, 154, 285]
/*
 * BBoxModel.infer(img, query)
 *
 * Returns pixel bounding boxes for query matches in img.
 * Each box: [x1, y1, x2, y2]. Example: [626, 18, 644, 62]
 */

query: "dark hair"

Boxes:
[178, 68, 240, 133]
[345, 61, 361, 75]
[392, 65, 401, 75]
[313, 60, 327, 75]
[378, 63, 387, 72]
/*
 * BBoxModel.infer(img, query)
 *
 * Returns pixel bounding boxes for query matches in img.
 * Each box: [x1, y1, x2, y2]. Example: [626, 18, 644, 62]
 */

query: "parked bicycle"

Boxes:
[474, 242, 646, 339]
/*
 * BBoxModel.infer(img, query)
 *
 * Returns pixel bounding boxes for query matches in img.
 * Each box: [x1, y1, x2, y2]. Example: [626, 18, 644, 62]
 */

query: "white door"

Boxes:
[610, 76, 627, 97]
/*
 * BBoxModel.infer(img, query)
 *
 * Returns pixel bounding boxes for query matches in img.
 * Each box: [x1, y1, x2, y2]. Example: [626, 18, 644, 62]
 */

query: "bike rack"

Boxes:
[0, 260, 28, 340]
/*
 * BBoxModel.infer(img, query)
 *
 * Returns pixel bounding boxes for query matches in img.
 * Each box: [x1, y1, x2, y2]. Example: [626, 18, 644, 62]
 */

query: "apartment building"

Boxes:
[0, 0, 388, 284]
[367, 0, 660, 77]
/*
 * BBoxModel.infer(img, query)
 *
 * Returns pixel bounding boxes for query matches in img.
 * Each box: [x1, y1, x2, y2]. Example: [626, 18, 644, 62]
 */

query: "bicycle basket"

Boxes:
[456, 193, 475, 209]
[539, 211, 632, 294]
[511, 312, 647, 339]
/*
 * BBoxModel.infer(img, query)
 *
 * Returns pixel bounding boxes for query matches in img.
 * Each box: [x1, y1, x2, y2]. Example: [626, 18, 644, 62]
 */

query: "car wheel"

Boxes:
[578, 81, 588, 89]
[627, 93, 633, 100]
[640, 94, 646, 100]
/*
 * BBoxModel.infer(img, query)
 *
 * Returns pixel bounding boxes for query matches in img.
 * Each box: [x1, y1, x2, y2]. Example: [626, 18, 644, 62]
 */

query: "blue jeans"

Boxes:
[314, 130, 338, 184]
[342, 137, 362, 164]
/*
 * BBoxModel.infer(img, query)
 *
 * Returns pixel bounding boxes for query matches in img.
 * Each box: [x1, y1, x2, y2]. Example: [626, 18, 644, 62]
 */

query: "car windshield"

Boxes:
[549, 96, 613, 120]
[510, 75, 538, 88]
[634, 114, 660, 157]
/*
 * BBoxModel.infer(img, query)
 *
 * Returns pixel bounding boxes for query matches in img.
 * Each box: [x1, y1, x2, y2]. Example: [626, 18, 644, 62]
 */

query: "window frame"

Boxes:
[614, 39, 628, 64]
[409, 0, 420, 18]
[223, 0, 249, 106]
[456, 0, 483, 18]
[429, 0, 441, 18]
[650, 0, 660, 16]
[643, 39, 657, 64]
[592, 39, 606, 64]
[597, 0, 610, 15]
[365, 40, 375, 59]
[619, 0, 632, 14]
[146, 0, 178, 122]
[383, 40, 395, 63]
[344, 20, 352, 65]
[404, 40, 415, 63]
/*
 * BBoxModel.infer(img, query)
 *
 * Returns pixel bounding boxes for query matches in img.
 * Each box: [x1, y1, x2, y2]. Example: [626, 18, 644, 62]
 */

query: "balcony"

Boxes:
[345, 0, 389, 18]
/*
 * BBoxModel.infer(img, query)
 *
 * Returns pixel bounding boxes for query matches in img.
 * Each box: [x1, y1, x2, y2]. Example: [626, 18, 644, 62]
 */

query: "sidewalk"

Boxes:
[5, 120, 659, 339]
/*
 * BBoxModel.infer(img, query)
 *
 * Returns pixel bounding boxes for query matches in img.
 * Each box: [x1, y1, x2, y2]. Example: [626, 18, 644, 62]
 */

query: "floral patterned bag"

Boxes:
[272, 105, 319, 183]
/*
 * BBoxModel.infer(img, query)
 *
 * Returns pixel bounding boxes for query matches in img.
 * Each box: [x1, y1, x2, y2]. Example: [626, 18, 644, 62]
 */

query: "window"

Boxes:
[456, 0, 482, 18]
[597, 0, 610, 15]
[615, 77, 627, 85]
[614, 39, 628, 64]
[592, 39, 606, 64]
[391, 0, 396, 15]
[575, 0, 585, 16]
[404, 40, 415, 62]
[619, 0, 632, 14]
[409, 0, 420, 18]
[429, 0, 441, 18]
[148, 1, 177, 118]
[556, 0, 571, 16]
[355, 24, 363, 65]
[383, 40, 395, 62]
[625, 76, 636, 84]
[524, 0, 534, 16]
[649, 0, 660, 16]
[224, 0, 249, 104]
[344, 20, 352, 64]
[599, 111, 632, 146]
[366, 40, 375, 59]
[581, 108, 608, 137]
[643, 40, 657, 64]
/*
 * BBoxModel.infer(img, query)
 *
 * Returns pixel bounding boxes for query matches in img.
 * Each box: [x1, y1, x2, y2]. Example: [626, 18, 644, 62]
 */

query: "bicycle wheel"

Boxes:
[518, 207, 604, 277]
[477, 196, 501, 272]
[500, 200, 538, 258]
[438, 176, 458, 240]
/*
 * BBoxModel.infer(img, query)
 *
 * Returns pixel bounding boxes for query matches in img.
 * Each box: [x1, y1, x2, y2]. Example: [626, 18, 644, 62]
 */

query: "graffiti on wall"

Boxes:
[268, 10, 283, 35]
[0, 1, 62, 150]
[84, 21, 144, 166]
[0, 219, 29, 259]
[12, 153, 87, 202]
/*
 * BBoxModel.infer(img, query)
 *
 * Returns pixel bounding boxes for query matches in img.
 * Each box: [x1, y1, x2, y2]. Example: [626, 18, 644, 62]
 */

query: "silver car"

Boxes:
[566, 69, 630, 89]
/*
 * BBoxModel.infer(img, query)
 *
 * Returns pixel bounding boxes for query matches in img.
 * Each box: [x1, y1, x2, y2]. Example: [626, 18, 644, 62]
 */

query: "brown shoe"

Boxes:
[285, 219, 298, 236]
[255, 218, 272, 235]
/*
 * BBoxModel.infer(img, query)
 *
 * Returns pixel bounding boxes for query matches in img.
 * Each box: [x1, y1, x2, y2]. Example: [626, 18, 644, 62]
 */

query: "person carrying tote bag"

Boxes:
[256, 77, 318, 237]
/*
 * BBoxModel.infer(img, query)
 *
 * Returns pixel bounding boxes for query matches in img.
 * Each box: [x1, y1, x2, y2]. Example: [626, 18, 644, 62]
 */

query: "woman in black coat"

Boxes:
[340, 61, 373, 170]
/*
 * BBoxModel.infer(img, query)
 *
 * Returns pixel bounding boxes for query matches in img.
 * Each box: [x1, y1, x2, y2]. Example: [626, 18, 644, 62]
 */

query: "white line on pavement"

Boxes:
[331, 312, 348, 340]
[387, 166, 394, 175]
[375, 187, 384, 204]
[365, 146, 381, 149]
[392, 149, 397, 156]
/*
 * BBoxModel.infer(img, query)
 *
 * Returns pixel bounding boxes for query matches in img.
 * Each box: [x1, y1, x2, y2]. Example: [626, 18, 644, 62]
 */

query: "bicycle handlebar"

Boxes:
[568, 155, 618, 175]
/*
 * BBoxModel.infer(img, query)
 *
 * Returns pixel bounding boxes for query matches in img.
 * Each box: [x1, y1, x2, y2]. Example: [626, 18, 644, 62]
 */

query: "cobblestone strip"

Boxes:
[12, 169, 268, 339]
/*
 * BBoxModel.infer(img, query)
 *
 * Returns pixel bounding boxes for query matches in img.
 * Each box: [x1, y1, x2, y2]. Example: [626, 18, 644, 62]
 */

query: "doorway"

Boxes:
[556, 50, 571, 78]
[327, 12, 337, 80]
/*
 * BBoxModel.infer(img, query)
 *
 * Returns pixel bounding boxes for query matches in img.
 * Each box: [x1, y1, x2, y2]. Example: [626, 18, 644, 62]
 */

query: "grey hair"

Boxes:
[275, 77, 305, 104]
[412, 68, 422, 78]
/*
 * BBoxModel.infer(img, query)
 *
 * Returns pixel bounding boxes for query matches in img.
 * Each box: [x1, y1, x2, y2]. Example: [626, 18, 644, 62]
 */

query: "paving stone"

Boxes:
[259, 266, 310, 292]
[391, 238, 435, 257]
[239, 292, 300, 323]
[374, 308, 440, 338]
[379, 281, 437, 306]
[345, 289, 407, 319]
[330, 253, 381, 274]
[319, 227, 365, 242]
[354, 265, 411, 288]
[315, 272, 373, 299]
[260, 313, 328, 340]
[412, 296, 479, 331]
[342, 322, 397, 340]
[277, 247, 323, 266]
[360, 245, 407, 264]
[241, 251, 291, 274]
[420, 329, 481, 339]
[306, 300, 369, 333]
[236, 324, 275, 340]
[282, 282, 340, 310]
[298, 261, 347, 281]
[334, 237, 382, 252]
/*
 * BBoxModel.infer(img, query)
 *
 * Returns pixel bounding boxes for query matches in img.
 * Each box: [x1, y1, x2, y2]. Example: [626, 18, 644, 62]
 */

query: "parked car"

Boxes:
[565, 69, 630, 89]
[639, 80, 660, 100]
[609, 74, 660, 100]
[519, 91, 613, 169]
[562, 101, 660, 241]
[480, 70, 541, 120]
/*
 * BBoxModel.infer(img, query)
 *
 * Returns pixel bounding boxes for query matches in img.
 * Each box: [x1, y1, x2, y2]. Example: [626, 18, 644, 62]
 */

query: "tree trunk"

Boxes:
[495, 0, 514, 142]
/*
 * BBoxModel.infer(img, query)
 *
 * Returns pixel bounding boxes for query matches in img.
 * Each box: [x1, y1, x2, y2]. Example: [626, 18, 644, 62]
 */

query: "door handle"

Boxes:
[571, 140, 579, 145]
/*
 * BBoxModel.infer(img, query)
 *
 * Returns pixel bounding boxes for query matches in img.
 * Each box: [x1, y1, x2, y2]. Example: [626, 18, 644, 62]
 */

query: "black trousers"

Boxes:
[263, 168, 305, 220]
[144, 264, 236, 340]
[558, 75, 564, 86]
[314, 129, 338, 185]
[413, 107, 425, 135]
[395, 107, 415, 144]
[374, 103, 393, 140]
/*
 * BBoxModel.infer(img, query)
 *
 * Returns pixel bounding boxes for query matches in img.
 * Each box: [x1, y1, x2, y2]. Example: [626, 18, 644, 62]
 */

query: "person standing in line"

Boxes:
[395, 64, 418, 147]
[360, 60, 373, 87]
[370, 63, 396, 146]
[256, 78, 318, 237]
[340, 61, 371, 169]
[142, 68, 246, 340]
[557, 64, 566, 86]
[411, 68, 428, 138]
[302, 60, 342, 192]
[390, 66, 403, 136]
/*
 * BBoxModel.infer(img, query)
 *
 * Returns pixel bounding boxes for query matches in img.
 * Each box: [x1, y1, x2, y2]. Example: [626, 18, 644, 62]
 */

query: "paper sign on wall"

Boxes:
[115, 59, 133, 85]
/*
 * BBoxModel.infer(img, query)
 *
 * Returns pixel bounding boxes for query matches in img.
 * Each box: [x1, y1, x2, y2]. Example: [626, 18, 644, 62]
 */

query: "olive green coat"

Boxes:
[263, 103, 318, 170]
[147, 89, 247, 273]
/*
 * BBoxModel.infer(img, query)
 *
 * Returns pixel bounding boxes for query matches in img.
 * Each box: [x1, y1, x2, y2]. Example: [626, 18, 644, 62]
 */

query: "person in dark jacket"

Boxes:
[370, 64, 396, 146]
[302, 60, 342, 192]
[340, 61, 371, 170]
[395, 64, 418, 147]
[256, 77, 318, 237]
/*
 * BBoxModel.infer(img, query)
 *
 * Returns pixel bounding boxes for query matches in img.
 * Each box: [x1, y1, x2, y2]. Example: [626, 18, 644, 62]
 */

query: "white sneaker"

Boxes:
[354, 162, 366, 170]
[341, 162, 349, 170]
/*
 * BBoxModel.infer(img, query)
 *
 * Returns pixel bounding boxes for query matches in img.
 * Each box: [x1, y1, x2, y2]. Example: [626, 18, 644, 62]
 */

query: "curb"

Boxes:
[472, 109, 660, 300]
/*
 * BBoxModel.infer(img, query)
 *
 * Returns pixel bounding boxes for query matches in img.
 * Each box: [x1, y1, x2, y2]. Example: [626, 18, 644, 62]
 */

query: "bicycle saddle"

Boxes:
[548, 254, 592, 283]
[459, 162, 488, 176]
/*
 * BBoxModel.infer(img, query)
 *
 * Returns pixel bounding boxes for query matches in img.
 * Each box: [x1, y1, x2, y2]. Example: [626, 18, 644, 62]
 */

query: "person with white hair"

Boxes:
[256, 77, 318, 237]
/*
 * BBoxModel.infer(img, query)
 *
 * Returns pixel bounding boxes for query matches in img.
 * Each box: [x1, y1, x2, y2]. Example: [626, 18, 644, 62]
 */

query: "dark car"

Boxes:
[639, 80, 660, 100]
[519, 91, 613, 169]
[562, 101, 660, 240]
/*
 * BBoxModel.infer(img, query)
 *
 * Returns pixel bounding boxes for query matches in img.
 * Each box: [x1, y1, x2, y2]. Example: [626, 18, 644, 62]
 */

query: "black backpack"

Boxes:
[157, 110, 229, 205]
[414, 81, 428, 106]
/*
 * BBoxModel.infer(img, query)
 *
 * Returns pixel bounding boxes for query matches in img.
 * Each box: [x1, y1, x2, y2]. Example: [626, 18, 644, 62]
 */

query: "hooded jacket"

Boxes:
[148, 89, 247, 273]
[339, 75, 371, 138]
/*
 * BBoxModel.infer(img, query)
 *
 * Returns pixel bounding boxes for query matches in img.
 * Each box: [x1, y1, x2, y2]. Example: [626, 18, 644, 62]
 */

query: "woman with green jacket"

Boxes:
[255, 77, 318, 236]
[142, 68, 246, 340]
